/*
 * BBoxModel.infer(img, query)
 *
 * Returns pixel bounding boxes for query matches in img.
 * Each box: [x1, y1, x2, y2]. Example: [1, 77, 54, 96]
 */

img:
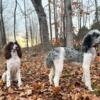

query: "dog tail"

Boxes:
[45, 51, 54, 68]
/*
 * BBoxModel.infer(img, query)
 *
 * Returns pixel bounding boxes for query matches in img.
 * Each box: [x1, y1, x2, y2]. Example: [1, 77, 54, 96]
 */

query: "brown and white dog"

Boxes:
[2, 41, 22, 87]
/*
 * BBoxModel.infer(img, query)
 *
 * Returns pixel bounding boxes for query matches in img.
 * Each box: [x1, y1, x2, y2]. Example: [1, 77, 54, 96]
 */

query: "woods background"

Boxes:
[0, 0, 100, 50]
[0, 0, 100, 99]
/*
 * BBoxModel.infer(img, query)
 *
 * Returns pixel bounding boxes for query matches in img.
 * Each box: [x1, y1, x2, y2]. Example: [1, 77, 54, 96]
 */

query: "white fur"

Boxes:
[48, 47, 97, 91]
[2, 47, 22, 87]
[48, 30, 100, 91]
[82, 47, 96, 91]
[88, 29, 100, 35]
[50, 47, 65, 87]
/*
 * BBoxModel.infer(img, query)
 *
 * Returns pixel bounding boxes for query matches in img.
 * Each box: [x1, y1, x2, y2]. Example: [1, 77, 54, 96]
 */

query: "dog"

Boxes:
[2, 41, 22, 87]
[46, 29, 100, 91]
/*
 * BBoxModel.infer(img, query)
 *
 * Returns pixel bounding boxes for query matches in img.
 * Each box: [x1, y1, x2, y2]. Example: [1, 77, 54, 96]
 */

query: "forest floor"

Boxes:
[0, 46, 100, 100]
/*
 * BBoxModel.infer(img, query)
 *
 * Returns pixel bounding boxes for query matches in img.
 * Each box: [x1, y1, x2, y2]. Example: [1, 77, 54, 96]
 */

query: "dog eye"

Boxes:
[95, 34, 99, 38]
[16, 47, 19, 50]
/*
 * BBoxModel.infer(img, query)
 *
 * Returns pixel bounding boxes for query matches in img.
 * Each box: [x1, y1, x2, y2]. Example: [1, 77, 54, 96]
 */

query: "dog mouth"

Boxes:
[13, 49, 17, 52]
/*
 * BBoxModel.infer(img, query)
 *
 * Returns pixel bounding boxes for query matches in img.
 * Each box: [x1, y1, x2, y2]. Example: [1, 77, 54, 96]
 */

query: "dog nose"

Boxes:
[13, 49, 16, 52]
[13, 45, 18, 52]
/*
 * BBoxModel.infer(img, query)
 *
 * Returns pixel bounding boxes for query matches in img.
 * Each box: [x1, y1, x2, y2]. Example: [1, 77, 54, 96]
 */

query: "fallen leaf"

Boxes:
[7, 87, 14, 94]
[25, 89, 32, 96]
[33, 95, 37, 100]
[37, 97, 43, 100]
[52, 86, 61, 94]
[0, 90, 5, 96]
[19, 92, 26, 97]
[0, 80, 4, 87]
[0, 96, 5, 100]
[32, 82, 42, 90]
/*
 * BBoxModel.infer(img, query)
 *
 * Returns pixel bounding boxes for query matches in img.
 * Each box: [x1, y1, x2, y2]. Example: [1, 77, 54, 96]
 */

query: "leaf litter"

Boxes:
[0, 48, 100, 100]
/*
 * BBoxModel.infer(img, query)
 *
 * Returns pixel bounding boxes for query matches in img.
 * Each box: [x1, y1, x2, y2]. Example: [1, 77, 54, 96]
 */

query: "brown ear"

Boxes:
[4, 42, 13, 59]
[17, 47, 22, 58]
[15, 42, 22, 58]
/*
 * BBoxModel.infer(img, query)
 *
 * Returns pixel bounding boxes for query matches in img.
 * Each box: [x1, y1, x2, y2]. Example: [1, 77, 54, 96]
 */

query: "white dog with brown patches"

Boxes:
[46, 29, 100, 91]
[2, 41, 22, 87]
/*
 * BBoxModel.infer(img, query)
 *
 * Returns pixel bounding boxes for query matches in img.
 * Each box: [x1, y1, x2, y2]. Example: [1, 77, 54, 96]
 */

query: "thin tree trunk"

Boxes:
[29, 16, 33, 47]
[24, 0, 28, 48]
[53, 0, 58, 41]
[63, 1, 66, 46]
[60, 0, 63, 35]
[14, 0, 17, 41]
[0, 0, 1, 47]
[48, 0, 52, 40]
[77, 0, 81, 29]
[84, 0, 89, 26]
[94, 0, 98, 22]
[0, 0, 6, 47]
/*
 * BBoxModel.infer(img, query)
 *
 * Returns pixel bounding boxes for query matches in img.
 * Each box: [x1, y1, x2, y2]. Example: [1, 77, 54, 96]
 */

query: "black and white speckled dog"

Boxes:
[46, 29, 100, 91]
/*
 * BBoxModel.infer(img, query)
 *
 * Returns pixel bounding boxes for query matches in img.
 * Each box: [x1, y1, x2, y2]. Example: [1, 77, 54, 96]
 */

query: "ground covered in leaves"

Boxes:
[0, 47, 100, 100]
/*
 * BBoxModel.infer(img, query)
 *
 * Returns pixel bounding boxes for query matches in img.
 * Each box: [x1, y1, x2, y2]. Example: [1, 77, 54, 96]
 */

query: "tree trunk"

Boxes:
[0, 0, 6, 48]
[84, 0, 89, 26]
[48, 0, 52, 40]
[63, 0, 66, 46]
[95, 0, 98, 22]
[31, 0, 51, 51]
[29, 16, 33, 47]
[64, 0, 73, 47]
[53, 0, 58, 41]
[14, 0, 17, 41]
[24, 0, 28, 48]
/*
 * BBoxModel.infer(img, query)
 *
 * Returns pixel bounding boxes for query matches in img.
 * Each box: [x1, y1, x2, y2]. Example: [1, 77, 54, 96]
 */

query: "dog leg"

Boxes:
[53, 59, 63, 87]
[6, 70, 11, 87]
[82, 74, 85, 82]
[82, 53, 93, 91]
[49, 67, 55, 85]
[17, 69, 22, 87]
[83, 66, 93, 91]
[2, 72, 7, 83]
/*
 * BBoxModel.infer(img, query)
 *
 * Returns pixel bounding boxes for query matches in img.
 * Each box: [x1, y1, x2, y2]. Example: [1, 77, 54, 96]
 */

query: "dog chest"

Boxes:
[7, 56, 21, 69]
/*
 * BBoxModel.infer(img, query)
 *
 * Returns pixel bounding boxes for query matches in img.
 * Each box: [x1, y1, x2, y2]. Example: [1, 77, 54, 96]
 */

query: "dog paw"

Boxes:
[6, 82, 11, 88]
[87, 86, 94, 91]
[18, 82, 22, 87]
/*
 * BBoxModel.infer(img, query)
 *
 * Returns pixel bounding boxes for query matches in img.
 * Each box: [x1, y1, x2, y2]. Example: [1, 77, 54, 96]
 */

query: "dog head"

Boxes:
[82, 29, 100, 52]
[4, 41, 22, 59]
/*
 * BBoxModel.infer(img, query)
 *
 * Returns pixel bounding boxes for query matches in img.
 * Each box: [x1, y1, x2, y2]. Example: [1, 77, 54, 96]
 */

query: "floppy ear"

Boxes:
[4, 42, 13, 59]
[14, 41, 18, 44]
[82, 34, 93, 52]
[15, 41, 22, 58]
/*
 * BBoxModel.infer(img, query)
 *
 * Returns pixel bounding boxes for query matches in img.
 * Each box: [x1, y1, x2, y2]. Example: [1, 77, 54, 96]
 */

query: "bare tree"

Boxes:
[53, 0, 58, 41]
[31, 0, 51, 51]
[94, 0, 98, 22]
[64, 0, 73, 47]
[0, 0, 6, 48]
[63, 0, 66, 46]
[14, 0, 17, 41]
[48, 0, 52, 40]
[24, 0, 28, 48]
[29, 16, 33, 47]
